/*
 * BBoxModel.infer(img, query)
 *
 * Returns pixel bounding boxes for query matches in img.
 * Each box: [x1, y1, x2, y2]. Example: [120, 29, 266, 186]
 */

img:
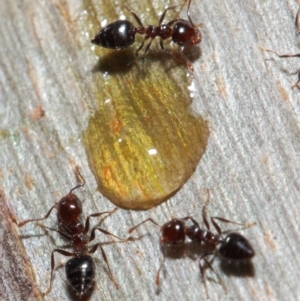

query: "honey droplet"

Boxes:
[83, 63, 209, 209]
[80, 0, 209, 209]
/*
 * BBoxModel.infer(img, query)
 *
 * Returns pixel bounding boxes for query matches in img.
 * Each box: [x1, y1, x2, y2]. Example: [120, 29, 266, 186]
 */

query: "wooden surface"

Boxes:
[0, 0, 300, 301]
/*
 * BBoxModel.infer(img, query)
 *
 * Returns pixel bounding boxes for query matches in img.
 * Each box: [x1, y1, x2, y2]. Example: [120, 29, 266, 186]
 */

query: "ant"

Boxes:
[17, 167, 128, 299]
[129, 191, 255, 297]
[265, 6, 300, 89]
[266, 49, 300, 89]
[91, 0, 201, 71]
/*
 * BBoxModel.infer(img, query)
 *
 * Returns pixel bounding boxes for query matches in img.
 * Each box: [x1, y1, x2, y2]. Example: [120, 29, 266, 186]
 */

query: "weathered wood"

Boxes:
[0, 0, 299, 301]
[0, 190, 40, 301]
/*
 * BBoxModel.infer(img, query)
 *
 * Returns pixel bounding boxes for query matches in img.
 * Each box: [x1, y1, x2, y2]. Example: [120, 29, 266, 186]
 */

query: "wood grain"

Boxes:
[0, 0, 299, 301]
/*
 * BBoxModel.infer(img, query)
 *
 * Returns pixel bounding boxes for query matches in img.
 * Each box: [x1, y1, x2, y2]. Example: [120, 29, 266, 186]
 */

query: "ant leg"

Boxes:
[141, 39, 154, 69]
[178, 49, 194, 71]
[292, 73, 300, 89]
[36, 223, 72, 240]
[158, 5, 182, 25]
[125, 7, 144, 28]
[160, 39, 194, 71]
[89, 227, 125, 243]
[202, 189, 256, 235]
[202, 189, 212, 231]
[266, 49, 300, 88]
[89, 244, 119, 289]
[199, 252, 227, 298]
[135, 38, 146, 57]
[128, 217, 160, 234]
[210, 217, 256, 236]
[129, 217, 166, 285]
[42, 249, 74, 296]
[17, 204, 57, 227]
[159, 39, 165, 51]
[296, 6, 300, 33]
[155, 248, 166, 285]
[143, 39, 154, 56]
[84, 207, 118, 234]
[18, 167, 85, 227]
[181, 215, 201, 228]
[199, 252, 213, 299]
[265, 49, 300, 59]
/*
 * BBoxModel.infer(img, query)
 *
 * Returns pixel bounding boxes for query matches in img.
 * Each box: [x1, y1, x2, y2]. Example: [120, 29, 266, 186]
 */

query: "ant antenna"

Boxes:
[155, 249, 166, 286]
[69, 166, 86, 194]
[165, 200, 174, 219]
[187, 0, 195, 26]
[201, 189, 211, 231]
[125, 6, 144, 28]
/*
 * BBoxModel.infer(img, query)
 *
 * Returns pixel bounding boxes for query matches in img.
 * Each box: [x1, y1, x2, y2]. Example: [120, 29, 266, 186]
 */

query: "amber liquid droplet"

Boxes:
[83, 60, 208, 209]
[82, 1, 209, 209]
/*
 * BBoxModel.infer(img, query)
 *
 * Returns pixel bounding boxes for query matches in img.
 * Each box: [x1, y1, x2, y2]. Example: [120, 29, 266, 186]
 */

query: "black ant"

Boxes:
[91, 0, 201, 71]
[17, 167, 127, 299]
[129, 192, 255, 297]
[266, 49, 300, 89]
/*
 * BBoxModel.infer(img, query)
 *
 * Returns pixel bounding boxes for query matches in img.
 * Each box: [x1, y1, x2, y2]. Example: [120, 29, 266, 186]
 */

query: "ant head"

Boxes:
[218, 232, 255, 261]
[171, 0, 202, 47]
[172, 20, 202, 47]
[57, 193, 83, 223]
[160, 218, 186, 246]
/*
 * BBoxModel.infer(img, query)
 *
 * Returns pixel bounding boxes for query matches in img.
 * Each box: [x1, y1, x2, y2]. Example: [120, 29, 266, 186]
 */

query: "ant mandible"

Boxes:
[17, 167, 127, 299]
[91, 0, 201, 71]
[129, 191, 255, 298]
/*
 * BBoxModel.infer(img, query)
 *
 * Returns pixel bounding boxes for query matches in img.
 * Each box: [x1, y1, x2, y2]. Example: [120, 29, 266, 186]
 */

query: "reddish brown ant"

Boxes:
[129, 191, 255, 297]
[266, 49, 300, 89]
[91, 0, 201, 71]
[17, 167, 128, 299]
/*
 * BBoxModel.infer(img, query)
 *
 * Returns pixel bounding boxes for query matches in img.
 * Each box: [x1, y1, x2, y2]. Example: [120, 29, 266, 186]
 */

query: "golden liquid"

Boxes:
[83, 0, 209, 209]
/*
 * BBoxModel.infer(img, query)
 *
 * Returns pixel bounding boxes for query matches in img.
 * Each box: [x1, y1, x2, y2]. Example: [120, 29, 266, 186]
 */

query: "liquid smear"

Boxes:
[83, 1, 209, 210]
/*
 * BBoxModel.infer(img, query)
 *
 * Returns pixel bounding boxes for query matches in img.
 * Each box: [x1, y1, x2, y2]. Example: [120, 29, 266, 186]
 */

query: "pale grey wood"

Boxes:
[0, 0, 299, 301]
[0, 191, 39, 301]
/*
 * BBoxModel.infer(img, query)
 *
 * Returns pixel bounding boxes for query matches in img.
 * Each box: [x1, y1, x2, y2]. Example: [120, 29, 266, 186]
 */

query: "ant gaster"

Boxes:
[129, 191, 255, 297]
[91, 0, 201, 71]
[17, 167, 126, 299]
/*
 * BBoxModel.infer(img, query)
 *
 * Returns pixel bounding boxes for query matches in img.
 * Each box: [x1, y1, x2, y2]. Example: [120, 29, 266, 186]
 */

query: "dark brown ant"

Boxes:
[129, 192, 255, 297]
[17, 167, 127, 299]
[91, 0, 201, 71]
[266, 49, 300, 89]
